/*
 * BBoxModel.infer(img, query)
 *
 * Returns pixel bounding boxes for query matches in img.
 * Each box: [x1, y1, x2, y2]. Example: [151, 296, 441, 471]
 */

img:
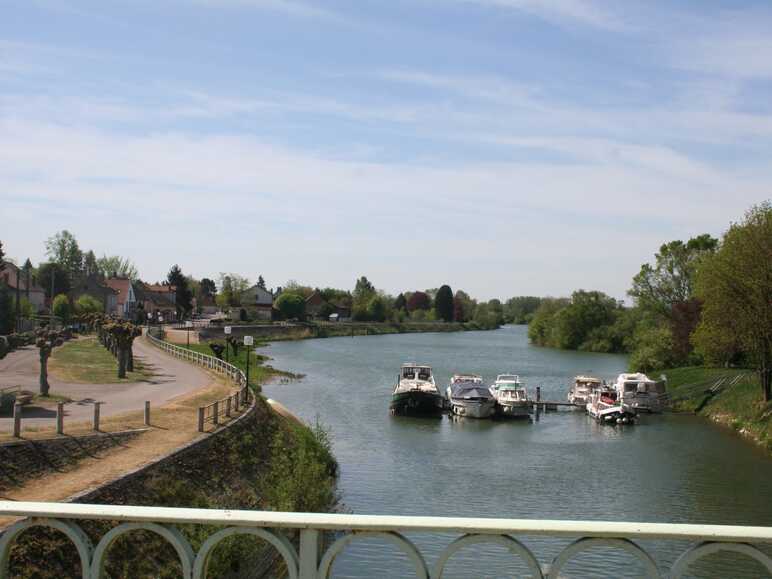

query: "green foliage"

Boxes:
[37, 262, 70, 298]
[693, 202, 772, 400]
[13, 296, 35, 319]
[504, 296, 542, 324]
[628, 324, 676, 372]
[45, 230, 83, 278]
[275, 292, 305, 320]
[199, 277, 216, 298]
[168, 264, 193, 317]
[95, 254, 138, 279]
[75, 294, 102, 315]
[52, 294, 71, 323]
[0, 284, 12, 334]
[366, 295, 387, 322]
[453, 290, 475, 322]
[434, 285, 454, 322]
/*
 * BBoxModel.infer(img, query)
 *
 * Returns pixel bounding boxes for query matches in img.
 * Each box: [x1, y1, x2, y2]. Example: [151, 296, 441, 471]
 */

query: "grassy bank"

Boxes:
[663, 366, 771, 451]
[49, 337, 154, 383]
[306, 320, 494, 340]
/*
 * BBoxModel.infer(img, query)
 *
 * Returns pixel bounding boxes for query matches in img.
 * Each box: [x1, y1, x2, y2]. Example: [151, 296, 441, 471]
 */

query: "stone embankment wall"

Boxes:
[0, 429, 146, 492]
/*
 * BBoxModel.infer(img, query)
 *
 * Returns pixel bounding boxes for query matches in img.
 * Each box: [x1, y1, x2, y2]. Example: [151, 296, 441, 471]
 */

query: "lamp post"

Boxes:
[185, 320, 193, 348]
[224, 325, 232, 364]
[244, 335, 253, 388]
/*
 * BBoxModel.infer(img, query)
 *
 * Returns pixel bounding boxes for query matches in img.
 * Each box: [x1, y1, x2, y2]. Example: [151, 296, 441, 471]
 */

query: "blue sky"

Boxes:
[2, 0, 771, 300]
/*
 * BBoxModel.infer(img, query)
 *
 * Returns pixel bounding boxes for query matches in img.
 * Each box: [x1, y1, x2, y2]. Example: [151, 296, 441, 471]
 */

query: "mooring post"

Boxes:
[213, 401, 219, 426]
[93, 402, 102, 431]
[144, 401, 151, 426]
[197, 407, 205, 432]
[225, 396, 231, 418]
[56, 402, 64, 434]
[13, 403, 22, 438]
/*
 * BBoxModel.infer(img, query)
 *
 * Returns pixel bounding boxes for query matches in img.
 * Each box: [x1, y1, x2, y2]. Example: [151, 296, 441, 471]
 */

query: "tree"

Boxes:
[36, 328, 64, 396]
[367, 295, 387, 322]
[96, 254, 138, 279]
[52, 294, 72, 323]
[407, 291, 431, 311]
[168, 265, 193, 318]
[435, 285, 454, 322]
[0, 241, 10, 334]
[200, 278, 217, 299]
[504, 296, 542, 324]
[692, 203, 772, 401]
[453, 290, 474, 322]
[37, 262, 70, 299]
[76, 294, 103, 315]
[257, 275, 267, 290]
[394, 293, 407, 312]
[528, 298, 570, 346]
[45, 230, 83, 278]
[629, 234, 718, 319]
[83, 250, 98, 276]
[275, 292, 305, 320]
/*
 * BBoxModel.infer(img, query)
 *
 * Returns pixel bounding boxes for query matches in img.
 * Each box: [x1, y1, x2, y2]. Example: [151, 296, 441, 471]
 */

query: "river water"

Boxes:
[261, 326, 772, 578]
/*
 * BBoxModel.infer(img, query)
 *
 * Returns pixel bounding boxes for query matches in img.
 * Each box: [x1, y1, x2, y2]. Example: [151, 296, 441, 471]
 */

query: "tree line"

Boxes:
[527, 202, 771, 401]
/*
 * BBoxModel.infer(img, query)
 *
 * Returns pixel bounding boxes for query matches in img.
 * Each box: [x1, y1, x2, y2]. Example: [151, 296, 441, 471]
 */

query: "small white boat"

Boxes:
[390, 363, 445, 416]
[586, 388, 636, 424]
[446, 374, 495, 419]
[490, 374, 532, 418]
[614, 373, 667, 413]
[567, 375, 604, 406]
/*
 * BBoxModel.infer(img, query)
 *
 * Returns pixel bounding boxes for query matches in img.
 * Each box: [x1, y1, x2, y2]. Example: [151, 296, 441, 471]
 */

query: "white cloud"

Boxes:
[447, 0, 625, 30]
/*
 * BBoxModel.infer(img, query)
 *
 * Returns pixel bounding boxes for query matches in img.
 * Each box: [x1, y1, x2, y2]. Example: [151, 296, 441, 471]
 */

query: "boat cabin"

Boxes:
[401, 364, 432, 381]
[600, 391, 618, 405]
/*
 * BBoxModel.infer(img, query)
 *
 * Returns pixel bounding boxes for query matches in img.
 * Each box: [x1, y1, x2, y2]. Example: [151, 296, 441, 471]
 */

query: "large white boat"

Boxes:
[446, 374, 495, 419]
[614, 373, 667, 413]
[389, 363, 445, 416]
[489, 374, 532, 418]
[567, 375, 604, 406]
[586, 388, 636, 424]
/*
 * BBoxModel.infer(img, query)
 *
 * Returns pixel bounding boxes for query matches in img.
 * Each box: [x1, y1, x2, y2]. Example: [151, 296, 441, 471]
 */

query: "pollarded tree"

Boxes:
[36, 328, 64, 396]
[104, 320, 141, 377]
[434, 285, 454, 322]
[693, 202, 772, 401]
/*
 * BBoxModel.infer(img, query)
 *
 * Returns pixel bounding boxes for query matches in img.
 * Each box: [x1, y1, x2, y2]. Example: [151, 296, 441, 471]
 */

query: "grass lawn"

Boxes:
[662, 365, 771, 451]
[49, 337, 155, 384]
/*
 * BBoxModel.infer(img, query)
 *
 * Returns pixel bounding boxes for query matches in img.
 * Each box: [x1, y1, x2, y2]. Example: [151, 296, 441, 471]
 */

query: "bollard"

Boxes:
[213, 401, 219, 426]
[93, 402, 102, 431]
[56, 402, 64, 435]
[13, 403, 22, 438]
[225, 396, 231, 418]
[144, 401, 151, 426]
[198, 407, 205, 432]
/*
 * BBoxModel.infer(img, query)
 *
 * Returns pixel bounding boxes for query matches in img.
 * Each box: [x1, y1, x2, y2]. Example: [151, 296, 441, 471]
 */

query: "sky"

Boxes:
[1, 0, 771, 301]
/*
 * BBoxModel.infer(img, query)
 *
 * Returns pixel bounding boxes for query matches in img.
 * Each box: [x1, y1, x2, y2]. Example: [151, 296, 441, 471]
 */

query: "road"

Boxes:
[0, 337, 212, 432]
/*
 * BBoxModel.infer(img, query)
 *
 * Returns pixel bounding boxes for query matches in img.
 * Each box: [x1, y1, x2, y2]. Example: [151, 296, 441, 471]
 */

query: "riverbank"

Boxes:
[664, 366, 771, 452]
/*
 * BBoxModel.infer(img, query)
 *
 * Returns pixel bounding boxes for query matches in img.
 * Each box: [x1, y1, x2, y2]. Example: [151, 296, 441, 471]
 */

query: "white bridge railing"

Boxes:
[1, 501, 770, 578]
[145, 329, 247, 388]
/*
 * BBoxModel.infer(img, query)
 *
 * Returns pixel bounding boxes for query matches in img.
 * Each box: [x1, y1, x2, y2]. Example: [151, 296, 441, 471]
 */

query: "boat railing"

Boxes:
[1, 501, 771, 578]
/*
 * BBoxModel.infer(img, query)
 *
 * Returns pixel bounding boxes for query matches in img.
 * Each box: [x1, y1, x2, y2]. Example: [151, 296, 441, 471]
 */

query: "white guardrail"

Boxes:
[145, 329, 247, 388]
[0, 502, 771, 578]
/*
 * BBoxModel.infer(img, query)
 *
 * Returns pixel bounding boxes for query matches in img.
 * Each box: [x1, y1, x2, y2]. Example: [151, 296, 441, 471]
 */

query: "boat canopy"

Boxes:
[575, 375, 602, 384]
[496, 374, 520, 382]
[451, 374, 482, 384]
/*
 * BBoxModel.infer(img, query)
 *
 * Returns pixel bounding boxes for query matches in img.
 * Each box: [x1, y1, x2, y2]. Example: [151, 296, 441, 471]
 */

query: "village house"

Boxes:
[0, 260, 46, 313]
[139, 283, 178, 322]
[69, 274, 118, 314]
[103, 277, 138, 319]
[239, 284, 274, 320]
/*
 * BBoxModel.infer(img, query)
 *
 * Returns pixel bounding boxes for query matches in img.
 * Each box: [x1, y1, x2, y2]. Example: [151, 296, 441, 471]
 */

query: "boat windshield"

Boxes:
[402, 366, 431, 380]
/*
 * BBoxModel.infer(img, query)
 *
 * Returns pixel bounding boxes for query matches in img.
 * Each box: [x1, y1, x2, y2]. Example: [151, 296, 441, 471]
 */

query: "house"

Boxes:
[1, 261, 46, 313]
[305, 290, 330, 320]
[104, 277, 138, 319]
[239, 285, 274, 320]
[137, 283, 177, 322]
[69, 275, 118, 314]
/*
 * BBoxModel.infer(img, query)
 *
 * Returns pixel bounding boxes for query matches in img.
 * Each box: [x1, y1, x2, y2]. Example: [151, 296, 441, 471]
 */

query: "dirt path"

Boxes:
[0, 337, 211, 433]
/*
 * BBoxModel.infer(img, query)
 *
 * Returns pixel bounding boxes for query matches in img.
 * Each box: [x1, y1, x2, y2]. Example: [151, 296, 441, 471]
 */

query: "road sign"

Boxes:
[224, 326, 232, 335]
[243, 335, 254, 346]
[185, 321, 193, 328]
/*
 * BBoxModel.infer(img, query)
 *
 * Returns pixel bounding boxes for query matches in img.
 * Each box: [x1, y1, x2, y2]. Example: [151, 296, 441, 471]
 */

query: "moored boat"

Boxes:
[490, 374, 532, 418]
[446, 374, 495, 419]
[614, 373, 667, 413]
[586, 388, 636, 424]
[567, 375, 604, 407]
[390, 363, 445, 416]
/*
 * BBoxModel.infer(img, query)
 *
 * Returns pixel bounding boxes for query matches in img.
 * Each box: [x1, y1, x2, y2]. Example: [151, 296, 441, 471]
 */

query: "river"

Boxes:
[261, 325, 772, 578]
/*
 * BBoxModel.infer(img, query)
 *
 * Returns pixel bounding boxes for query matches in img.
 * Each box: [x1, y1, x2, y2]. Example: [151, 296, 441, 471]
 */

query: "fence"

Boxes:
[145, 328, 252, 432]
[0, 501, 770, 578]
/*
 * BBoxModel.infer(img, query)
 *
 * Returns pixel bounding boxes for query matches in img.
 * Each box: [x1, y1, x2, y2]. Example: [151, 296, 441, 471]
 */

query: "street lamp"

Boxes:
[185, 320, 193, 348]
[243, 335, 254, 388]
[224, 325, 232, 364]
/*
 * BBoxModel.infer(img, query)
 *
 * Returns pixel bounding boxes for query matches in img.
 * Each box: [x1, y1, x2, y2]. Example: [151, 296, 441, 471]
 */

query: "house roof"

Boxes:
[145, 283, 175, 293]
[241, 284, 273, 306]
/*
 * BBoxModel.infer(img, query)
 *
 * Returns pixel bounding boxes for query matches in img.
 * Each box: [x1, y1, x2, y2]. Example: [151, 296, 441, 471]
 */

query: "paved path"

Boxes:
[0, 337, 212, 432]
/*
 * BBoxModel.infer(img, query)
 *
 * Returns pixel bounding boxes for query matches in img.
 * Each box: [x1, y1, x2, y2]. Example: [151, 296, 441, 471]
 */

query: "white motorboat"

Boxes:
[390, 363, 445, 416]
[567, 375, 604, 406]
[586, 388, 636, 424]
[614, 373, 667, 413]
[490, 374, 532, 418]
[446, 374, 495, 419]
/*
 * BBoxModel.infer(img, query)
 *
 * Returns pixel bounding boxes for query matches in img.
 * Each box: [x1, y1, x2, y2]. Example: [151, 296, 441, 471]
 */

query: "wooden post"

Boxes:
[213, 401, 219, 426]
[56, 402, 64, 434]
[225, 396, 231, 417]
[144, 401, 150, 426]
[93, 402, 102, 431]
[234, 390, 240, 409]
[13, 403, 22, 438]
[197, 407, 205, 432]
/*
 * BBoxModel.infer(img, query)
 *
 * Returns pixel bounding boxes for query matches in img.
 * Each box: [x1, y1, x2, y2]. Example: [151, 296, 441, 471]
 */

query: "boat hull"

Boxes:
[496, 402, 532, 418]
[390, 391, 445, 416]
[587, 404, 637, 424]
[449, 399, 495, 419]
